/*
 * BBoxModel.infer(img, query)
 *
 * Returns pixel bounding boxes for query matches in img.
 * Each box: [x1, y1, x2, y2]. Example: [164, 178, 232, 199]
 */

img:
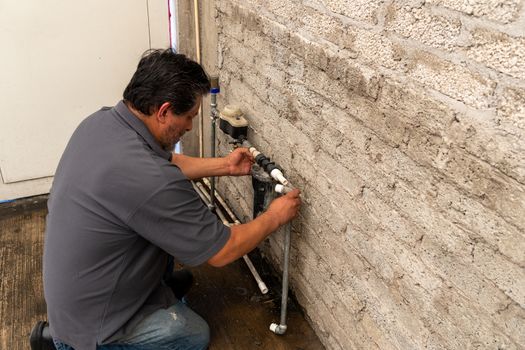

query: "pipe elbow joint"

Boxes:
[269, 323, 287, 335]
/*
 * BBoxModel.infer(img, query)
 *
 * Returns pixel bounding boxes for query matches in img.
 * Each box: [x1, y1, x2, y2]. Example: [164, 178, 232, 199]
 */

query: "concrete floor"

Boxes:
[0, 196, 324, 349]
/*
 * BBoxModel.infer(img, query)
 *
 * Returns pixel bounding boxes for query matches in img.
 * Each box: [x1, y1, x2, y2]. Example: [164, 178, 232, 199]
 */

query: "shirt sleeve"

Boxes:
[126, 177, 231, 267]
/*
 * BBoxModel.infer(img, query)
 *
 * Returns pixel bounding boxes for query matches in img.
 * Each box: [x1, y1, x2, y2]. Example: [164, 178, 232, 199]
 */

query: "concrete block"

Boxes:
[313, 0, 383, 25]
[298, 6, 349, 49]
[472, 244, 525, 306]
[286, 54, 306, 80]
[401, 122, 525, 231]
[448, 112, 525, 184]
[405, 50, 496, 109]
[350, 27, 403, 70]
[264, 0, 301, 22]
[466, 28, 525, 79]
[379, 78, 525, 183]
[496, 86, 525, 131]
[427, 0, 523, 24]
[385, 3, 463, 51]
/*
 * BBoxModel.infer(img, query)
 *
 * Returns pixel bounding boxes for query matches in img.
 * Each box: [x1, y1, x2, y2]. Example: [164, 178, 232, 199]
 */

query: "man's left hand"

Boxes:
[226, 148, 254, 176]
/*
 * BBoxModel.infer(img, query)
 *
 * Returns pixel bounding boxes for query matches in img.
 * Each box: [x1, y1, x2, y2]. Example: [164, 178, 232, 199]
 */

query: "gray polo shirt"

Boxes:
[43, 101, 230, 350]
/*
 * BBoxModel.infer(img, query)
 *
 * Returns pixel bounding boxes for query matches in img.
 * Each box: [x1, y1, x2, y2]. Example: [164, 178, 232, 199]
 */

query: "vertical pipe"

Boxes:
[195, 179, 269, 295]
[168, 0, 178, 52]
[280, 222, 291, 326]
[270, 217, 292, 334]
[210, 92, 217, 210]
[209, 77, 219, 210]
[193, 0, 204, 158]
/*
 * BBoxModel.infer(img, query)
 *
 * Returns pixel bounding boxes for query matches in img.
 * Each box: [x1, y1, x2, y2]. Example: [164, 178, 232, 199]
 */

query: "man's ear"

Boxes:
[156, 102, 172, 124]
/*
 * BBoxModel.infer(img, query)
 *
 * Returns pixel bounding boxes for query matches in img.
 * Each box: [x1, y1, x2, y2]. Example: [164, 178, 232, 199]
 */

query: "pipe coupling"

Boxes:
[269, 323, 287, 335]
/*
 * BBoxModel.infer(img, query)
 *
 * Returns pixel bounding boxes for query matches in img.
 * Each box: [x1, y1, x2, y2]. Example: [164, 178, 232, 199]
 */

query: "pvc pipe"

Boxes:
[270, 222, 291, 335]
[270, 168, 289, 186]
[242, 255, 269, 294]
[242, 141, 290, 186]
[194, 180, 269, 295]
[275, 184, 294, 194]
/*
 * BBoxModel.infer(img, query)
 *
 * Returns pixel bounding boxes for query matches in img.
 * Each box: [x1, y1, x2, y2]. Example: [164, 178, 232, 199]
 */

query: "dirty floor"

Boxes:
[0, 196, 324, 350]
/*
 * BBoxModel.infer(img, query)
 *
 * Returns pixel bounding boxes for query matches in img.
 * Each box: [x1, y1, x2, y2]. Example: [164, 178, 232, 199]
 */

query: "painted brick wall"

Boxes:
[212, 1, 525, 348]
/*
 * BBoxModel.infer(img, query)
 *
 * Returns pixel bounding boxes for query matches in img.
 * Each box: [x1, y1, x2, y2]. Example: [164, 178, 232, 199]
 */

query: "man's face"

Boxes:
[159, 96, 202, 151]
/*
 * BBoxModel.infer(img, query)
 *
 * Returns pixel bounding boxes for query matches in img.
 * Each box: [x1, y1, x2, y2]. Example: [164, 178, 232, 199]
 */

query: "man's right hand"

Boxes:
[266, 189, 302, 226]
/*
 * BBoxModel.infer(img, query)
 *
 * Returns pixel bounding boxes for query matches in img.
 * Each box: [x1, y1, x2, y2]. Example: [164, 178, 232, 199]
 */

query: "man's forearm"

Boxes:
[207, 211, 281, 267]
[171, 153, 229, 179]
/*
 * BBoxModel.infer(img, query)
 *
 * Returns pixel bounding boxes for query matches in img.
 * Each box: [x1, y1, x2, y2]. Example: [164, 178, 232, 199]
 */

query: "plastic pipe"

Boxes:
[241, 140, 289, 186]
[275, 184, 294, 194]
[270, 222, 291, 335]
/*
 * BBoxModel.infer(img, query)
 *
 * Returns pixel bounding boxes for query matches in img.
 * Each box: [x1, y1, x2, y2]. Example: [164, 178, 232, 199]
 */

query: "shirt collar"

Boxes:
[113, 100, 172, 161]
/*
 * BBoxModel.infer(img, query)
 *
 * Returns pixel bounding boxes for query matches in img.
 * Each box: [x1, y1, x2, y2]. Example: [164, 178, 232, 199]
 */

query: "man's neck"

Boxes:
[124, 101, 163, 146]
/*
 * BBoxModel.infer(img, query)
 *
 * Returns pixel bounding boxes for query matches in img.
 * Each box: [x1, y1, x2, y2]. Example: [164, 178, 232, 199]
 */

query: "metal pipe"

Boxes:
[193, 0, 204, 158]
[242, 255, 269, 294]
[270, 222, 291, 335]
[195, 182, 228, 223]
[193, 181, 211, 207]
[209, 77, 219, 211]
[202, 178, 240, 224]
[194, 180, 269, 295]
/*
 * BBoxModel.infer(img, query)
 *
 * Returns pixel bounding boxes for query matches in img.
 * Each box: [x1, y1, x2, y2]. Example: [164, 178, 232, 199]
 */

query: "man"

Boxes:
[41, 49, 301, 350]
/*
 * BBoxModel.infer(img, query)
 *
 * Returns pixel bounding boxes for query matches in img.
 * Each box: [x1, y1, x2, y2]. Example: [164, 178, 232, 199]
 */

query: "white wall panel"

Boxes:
[0, 0, 169, 200]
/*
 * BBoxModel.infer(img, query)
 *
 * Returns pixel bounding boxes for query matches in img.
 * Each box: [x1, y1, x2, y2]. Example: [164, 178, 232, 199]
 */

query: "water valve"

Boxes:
[219, 105, 249, 140]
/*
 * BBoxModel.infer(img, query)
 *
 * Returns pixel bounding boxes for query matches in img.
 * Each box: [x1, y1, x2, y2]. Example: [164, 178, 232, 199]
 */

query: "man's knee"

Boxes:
[165, 305, 209, 349]
[190, 321, 210, 350]
[178, 310, 210, 349]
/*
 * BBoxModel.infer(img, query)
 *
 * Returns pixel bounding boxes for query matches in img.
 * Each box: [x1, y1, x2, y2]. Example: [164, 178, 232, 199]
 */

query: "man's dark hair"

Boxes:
[123, 49, 210, 115]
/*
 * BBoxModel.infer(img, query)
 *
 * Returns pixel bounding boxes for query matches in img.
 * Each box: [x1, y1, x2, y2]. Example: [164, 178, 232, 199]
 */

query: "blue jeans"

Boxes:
[53, 300, 210, 350]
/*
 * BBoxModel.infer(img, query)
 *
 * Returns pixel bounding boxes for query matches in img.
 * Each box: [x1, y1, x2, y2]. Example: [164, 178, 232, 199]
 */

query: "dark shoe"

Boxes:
[30, 321, 56, 350]
[164, 269, 194, 300]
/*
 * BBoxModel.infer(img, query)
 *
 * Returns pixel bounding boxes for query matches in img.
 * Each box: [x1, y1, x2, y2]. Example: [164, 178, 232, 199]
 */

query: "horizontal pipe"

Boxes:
[241, 140, 289, 186]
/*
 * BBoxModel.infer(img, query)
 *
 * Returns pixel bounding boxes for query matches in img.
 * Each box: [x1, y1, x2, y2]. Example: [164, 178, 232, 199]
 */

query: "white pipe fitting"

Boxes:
[275, 184, 294, 194]
[270, 168, 289, 186]
[249, 147, 260, 158]
[269, 323, 287, 334]
[242, 255, 269, 294]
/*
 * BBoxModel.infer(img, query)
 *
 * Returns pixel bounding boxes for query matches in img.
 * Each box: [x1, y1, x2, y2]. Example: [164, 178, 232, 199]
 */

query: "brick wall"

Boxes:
[211, 1, 525, 348]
